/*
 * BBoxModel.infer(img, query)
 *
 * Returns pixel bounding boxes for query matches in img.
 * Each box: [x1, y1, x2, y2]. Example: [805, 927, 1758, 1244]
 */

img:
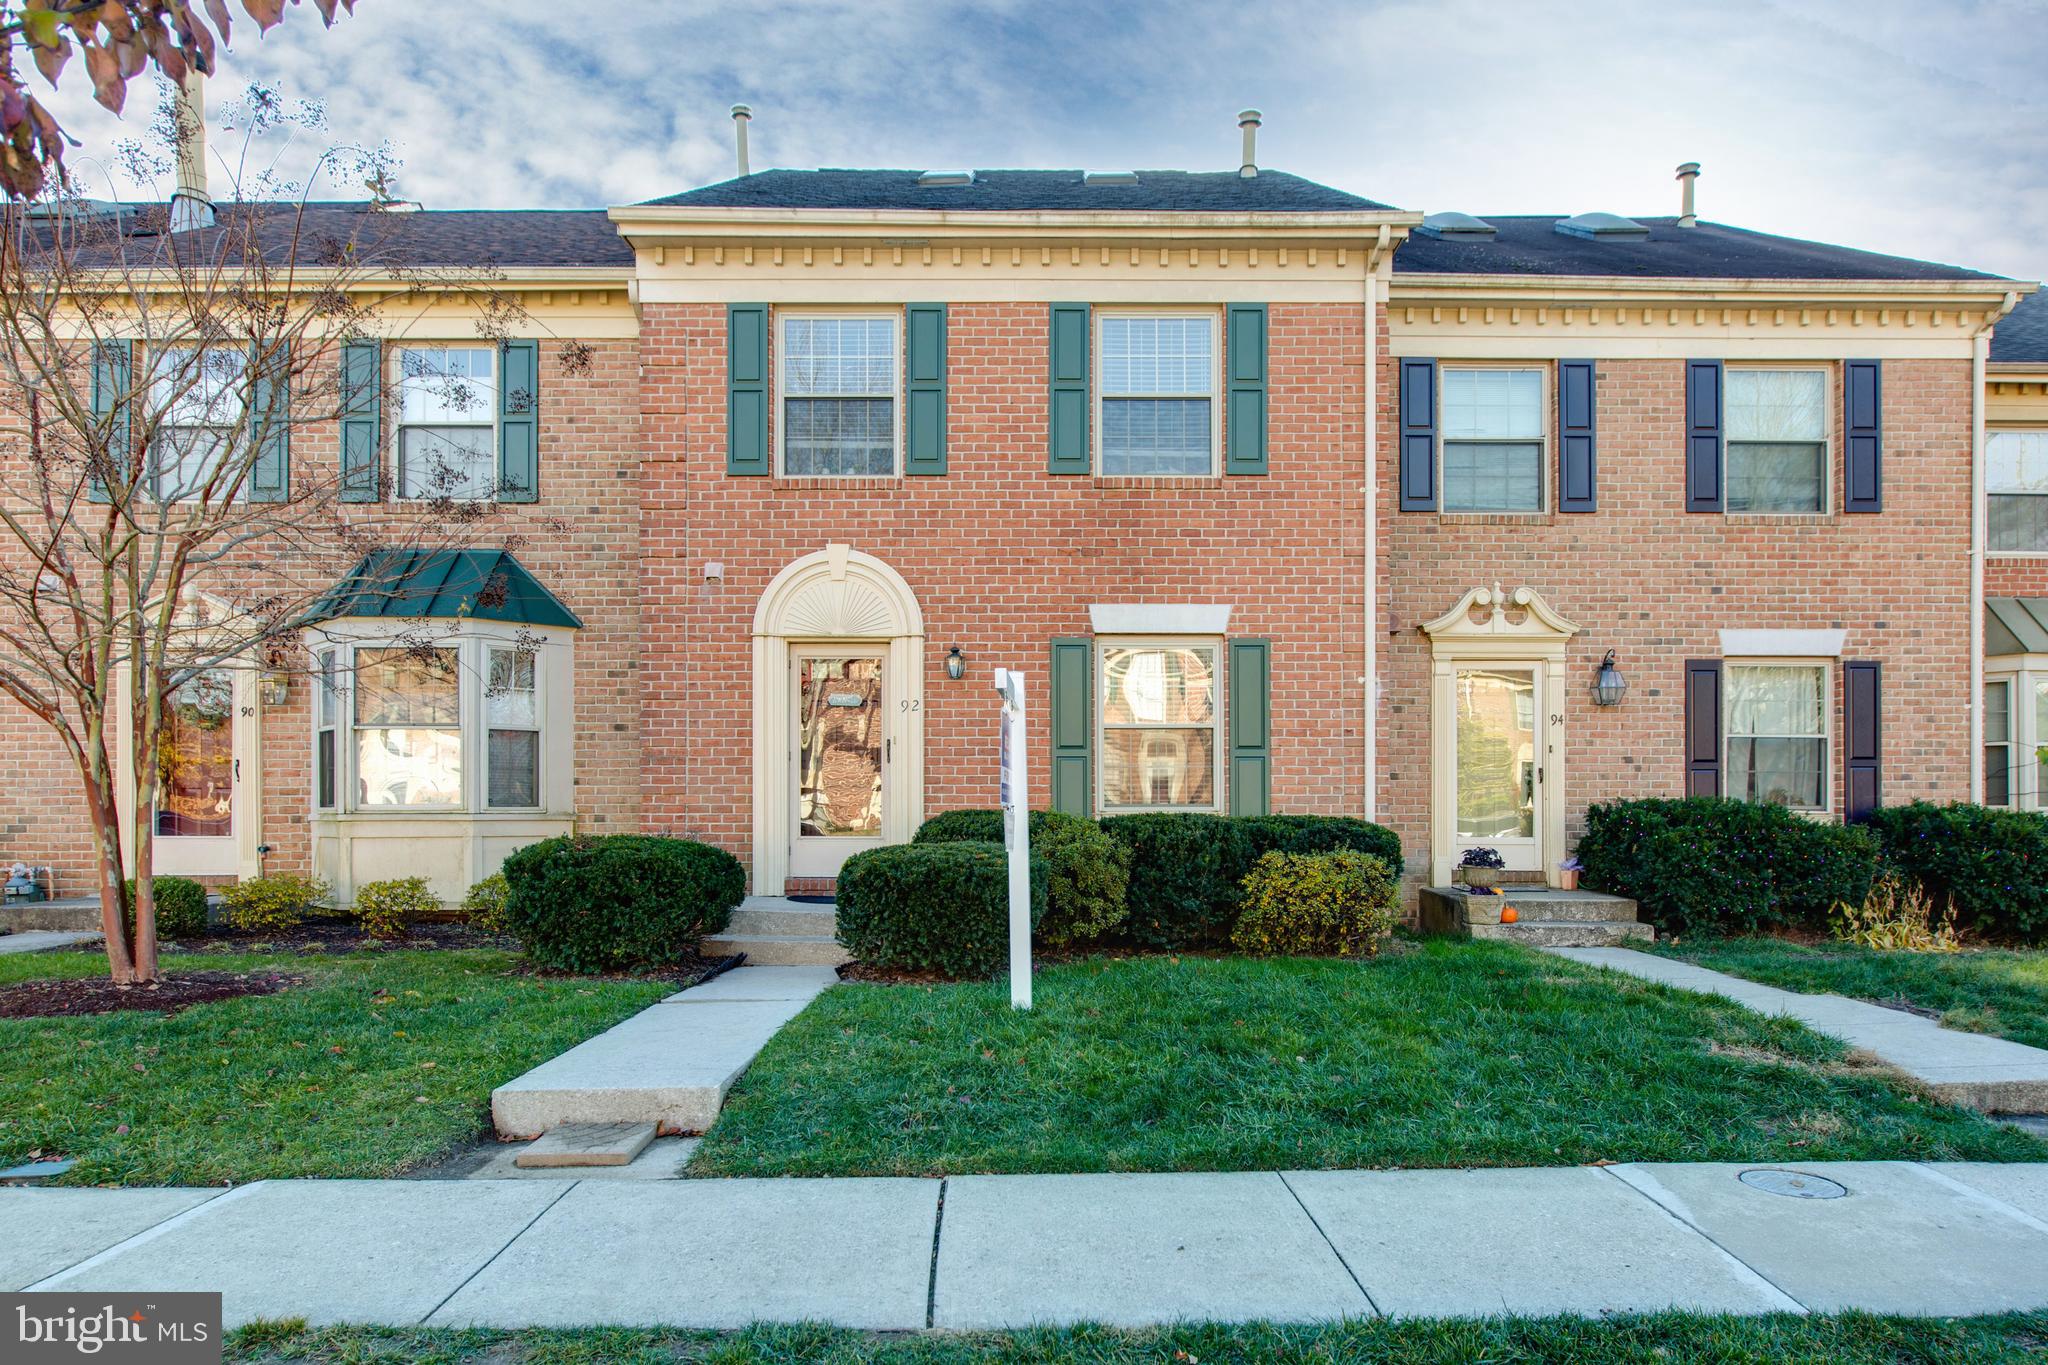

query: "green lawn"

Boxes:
[226, 1315, 2048, 1364]
[0, 950, 673, 1185]
[1654, 939, 2048, 1051]
[690, 941, 2042, 1178]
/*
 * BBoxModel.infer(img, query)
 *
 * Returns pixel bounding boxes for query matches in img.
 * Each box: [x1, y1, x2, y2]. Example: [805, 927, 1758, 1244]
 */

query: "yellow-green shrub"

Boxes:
[1833, 875, 1962, 953]
[352, 876, 440, 940]
[461, 872, 511, 935]
[1232, 850, 1398, 958]
[220, 873, 330, 933]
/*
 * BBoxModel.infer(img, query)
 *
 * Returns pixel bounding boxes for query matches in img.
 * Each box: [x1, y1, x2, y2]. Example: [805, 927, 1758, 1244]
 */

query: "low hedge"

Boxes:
[1866, 802, 2048, 941]
[835, 840, 1047, 977]
[500, 834, 745, 972]
[131, 875, 208, 939]
[1576, 797, 1878, 936]
[914, 808, 1129, 945]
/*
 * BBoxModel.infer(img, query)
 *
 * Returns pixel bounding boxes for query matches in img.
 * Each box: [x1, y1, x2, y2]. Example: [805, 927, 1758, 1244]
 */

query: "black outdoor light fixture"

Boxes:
[1592, 650, 1628, 706]
[945, 645, 966, 681]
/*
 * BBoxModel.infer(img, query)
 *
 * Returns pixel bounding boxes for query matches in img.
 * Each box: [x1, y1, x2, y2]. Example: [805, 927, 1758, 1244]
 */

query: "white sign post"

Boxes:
[993, 667, 1032, 1010]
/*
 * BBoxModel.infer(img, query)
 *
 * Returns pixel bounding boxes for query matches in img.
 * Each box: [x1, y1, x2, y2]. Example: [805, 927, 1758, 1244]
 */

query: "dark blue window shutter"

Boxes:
[1558, 359, 1597, 512]
[339, 341, 381, 503]
[1049, 638, 1093, 815]
[247, 341, 290, 502]
[497, 338, 539, 503]
[1225, 303, 1268, 476]
[1398, 358, 1436, 511]
[88, 339, 129, 503]
[1845, 660, 1881, 821]
[1048, 303, 1091, 475]
[1686, 360, 1723, 512]
[1844, 360, 1882, 513]
[1229, 638, 1271, 816]
[904, 303, 948, 476]
[1684, 659, 1722, 796]
[727, 304, 770, 476]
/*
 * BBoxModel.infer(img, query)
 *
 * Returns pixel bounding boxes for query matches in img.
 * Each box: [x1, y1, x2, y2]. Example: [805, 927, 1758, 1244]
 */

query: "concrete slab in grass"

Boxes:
[1283, 1166, 1798, 1318]
[515, 1122, 656, 1168]
[35, 1180, 565, 1328]
[932, 1171, 1370, 1329]
[1612, 1162, 2048, 1315]
[1927, 1163, 2048, 1227]
[427, 1177, 937, 1329]
[665, 964, 840, 1004]
[492, 995, 812, 1137]
[0, 1188, 220, 1291]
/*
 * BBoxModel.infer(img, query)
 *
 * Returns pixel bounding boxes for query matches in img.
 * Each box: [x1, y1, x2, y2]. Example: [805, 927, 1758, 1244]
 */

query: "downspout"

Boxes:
[1969, 292, 2018, 802]
[1362, 238, 1382, 820]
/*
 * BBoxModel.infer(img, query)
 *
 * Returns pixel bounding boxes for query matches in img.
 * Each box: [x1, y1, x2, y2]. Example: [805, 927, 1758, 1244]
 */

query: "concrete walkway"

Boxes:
[8, 1161, 2048, 1328]
[490, 964, 838, 1138]
[0, 928, 101, 954]
[1547, 947, 2048, 1112]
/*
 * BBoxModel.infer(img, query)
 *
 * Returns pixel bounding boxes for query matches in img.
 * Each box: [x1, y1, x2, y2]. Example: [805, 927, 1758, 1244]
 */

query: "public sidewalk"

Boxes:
[7, 1161, 2048, 1329]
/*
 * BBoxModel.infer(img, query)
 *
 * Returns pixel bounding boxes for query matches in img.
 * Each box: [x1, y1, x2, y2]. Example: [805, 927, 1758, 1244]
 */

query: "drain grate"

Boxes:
[1739, 1168, 1847, 1199]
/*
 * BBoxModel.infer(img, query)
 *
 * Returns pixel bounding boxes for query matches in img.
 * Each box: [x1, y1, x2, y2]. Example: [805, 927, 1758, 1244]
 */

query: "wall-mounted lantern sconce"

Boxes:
[260, 670, 292, 707]
[1592, 650, 1628, 707]
[945, 645, 967, 681]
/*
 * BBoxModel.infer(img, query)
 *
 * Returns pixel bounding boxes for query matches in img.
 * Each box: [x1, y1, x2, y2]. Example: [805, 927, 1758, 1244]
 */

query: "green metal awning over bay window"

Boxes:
[304, 549, 581, 629]
[1987, 598, 2048, 659]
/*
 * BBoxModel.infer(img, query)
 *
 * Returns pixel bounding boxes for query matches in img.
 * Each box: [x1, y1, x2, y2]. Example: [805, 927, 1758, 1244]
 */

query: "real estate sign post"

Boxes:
[994, 668, 1032, 1009]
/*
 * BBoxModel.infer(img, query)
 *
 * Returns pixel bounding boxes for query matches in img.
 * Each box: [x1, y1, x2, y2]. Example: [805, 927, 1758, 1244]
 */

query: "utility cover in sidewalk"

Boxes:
[1739, 1168, 1847, 1199]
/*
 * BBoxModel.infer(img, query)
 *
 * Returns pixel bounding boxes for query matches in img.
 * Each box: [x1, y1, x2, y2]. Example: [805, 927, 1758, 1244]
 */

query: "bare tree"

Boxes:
[0, 82, 543, 985]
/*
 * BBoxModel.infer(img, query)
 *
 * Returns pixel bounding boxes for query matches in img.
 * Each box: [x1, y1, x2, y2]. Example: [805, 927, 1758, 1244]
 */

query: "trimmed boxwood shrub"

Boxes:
[1867, 801, 2048, 941]
[352, 876, 439, 940]
[835, 840, 1047, 977]
[1576, 797, 1878, 936]
[500, 834, 745, 972]
[912, 809, 1007, 845]
[914, 808, 1130, 945]
[1233, 850, 1399, 958]
[130, 875, 208, 939]
[220, 873, 330, 934]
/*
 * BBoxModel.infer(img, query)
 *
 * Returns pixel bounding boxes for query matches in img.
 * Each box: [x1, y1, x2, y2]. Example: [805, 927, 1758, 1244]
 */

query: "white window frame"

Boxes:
[1723, 657, 1833, 815]
[1985, 426, 2048, 557]
[351, 642, 466, 813]
[483, 641, 543, 812]
[391, 343, 500, 503]
[315, 647, 339, 811]
[773, 308, 903, 479]
[1984, 673, 2015, 808]
[1093, 307, 1224, 478]
[1723, 363, 1833, 517]
[1094, 635, 1225, 815]
[146, 343, 248, 502]
[1437, 361, 1549, 515]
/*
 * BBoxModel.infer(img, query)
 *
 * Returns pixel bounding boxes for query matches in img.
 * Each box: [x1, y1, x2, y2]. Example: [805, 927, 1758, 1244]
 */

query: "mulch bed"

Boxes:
[0, 969, 303, 1019]
[163, 918, 514, 956]
[510, 950, 741, 988]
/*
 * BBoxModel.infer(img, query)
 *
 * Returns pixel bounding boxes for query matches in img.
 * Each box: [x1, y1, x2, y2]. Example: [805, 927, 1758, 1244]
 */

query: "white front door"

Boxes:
[1451, 662, 1548, 873]
[789, 649, 888, 878]
[152, 667, 250, 878]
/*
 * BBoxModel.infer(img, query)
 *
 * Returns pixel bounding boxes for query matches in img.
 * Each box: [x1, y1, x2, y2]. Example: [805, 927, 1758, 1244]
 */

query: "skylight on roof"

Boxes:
[916, 170, 974, 186]
[1083, 170, 1139, 185]
[1556, 212, 1650, 240]
[1415, 211, 1496, 240]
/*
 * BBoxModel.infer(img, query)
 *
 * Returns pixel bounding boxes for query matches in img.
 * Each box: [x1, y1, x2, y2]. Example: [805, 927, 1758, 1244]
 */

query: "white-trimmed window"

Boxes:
[396, 346, 497, 500]
[1097, 313, 1219, 476]
[777, 314, 899, 477]
[1985, 677, 2013, 808]
[1726, 368, 1828, 513]
[316, 648, 339, 811]
[1725, 661, 1829, 811]
[148, 346, 247, 499]
[1988, 430, 2048, 552]
[1098, 640, 1220, 810]
[1441, 366, 1545, 512]
[486, 644, 540, 809]
[353, 646, 463, 808]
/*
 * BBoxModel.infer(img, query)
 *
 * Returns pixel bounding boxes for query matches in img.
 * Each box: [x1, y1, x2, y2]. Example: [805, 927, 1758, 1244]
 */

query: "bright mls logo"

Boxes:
[3, 1294, 221, 1364]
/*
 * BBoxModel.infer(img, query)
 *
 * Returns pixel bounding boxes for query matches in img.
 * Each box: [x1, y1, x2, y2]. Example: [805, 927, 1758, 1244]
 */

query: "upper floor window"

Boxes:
[1726, 368, 1827, 513]
[148, 346, 247, 500]
[1725, 661, 1828, 811]
[1441, 367, 1544, 512]
[1098, 640, 1220, 810]
[396, 346, 497, 501]
[778, 314, 898, 477]
[1098, 314, 1218, 476]
[1988, 429, 2048, 552]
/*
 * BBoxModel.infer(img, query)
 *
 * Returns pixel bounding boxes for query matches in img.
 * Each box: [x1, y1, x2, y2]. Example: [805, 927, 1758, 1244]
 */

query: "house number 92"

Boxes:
[900, 698, 920, 712]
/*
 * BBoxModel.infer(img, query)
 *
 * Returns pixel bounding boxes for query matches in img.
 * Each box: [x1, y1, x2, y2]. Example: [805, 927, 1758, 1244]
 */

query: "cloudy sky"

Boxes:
[40, 0, 2048, 282]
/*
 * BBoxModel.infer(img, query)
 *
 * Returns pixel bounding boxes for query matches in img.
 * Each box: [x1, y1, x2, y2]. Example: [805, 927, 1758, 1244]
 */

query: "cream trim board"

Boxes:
[1436, 361, 1550, 515]
[1420, 584, 1580, 659]
[1089, 604, 1233, 635]
[636, 277, 1379, 306]
[773, 307, 905, 480]
[1717, 628, 1847, 657]
[1723, 657, 1834, 816]
[1094, 636, 1226, 817]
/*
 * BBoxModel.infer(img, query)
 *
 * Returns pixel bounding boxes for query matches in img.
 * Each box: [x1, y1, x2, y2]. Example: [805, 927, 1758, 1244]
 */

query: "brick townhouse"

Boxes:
[0, 125, 2037, 912]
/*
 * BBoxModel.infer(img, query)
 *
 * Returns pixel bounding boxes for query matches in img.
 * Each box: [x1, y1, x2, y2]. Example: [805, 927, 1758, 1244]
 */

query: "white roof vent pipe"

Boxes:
[1238, 109, 1262, 178]
[1676, 161, 1701, 227]
[730, 104, 753, 178]
[170, 71, 214, 233]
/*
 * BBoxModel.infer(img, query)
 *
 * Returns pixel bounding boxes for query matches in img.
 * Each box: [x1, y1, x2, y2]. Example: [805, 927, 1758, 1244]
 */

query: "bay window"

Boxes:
[396, 346, 497, 500]
[1441, 366, 1545, 512]
[1988, 430, 2048, 552]
[1097, 313, 1218, 476]
[1725, 368, 1828, 513]
[1725, 662, 1828, 810]
[1099, 641, 1220, 810]
[486, 644, 540, 808]
[316, 649, 339, 810]
[354, 647, 462, 807]
[1984, 678, 2012, 808]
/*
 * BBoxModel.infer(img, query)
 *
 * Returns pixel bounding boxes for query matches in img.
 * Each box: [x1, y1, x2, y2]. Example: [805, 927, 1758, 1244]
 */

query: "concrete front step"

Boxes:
[1475, 892, 1647, 924]
[725, 904, 838, 937]
[1470, 919, 1656, 948]
[702, 932, 851, 967]
[1418, 885, 1653, 948]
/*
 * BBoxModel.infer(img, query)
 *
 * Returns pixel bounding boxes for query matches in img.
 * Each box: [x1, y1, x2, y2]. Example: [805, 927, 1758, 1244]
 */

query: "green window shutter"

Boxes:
[246, 340, 290, 503]
[905, 303, 948, 476]
[339, 340, 381, 503]
[1050, 637, 1093, 816]
[1048, 302, 1090, 475]
[88, 339, 129, 503]
[1229, 638, 1271, 816]
[1225, 303, 1268, 475]
[497, 338, 539, 503]
[728, 303, 770, 475]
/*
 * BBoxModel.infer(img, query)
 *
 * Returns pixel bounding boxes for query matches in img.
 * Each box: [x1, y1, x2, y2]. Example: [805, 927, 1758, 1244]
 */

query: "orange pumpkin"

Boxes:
[1500, 906, 1520, 924]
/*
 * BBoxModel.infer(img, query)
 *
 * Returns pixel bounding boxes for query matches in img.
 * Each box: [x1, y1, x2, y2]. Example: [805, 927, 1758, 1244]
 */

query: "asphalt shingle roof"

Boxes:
[1992, 290, 2048, 364]
[640, 169, 1395, 213]
[1393, 216, 2006, 283]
